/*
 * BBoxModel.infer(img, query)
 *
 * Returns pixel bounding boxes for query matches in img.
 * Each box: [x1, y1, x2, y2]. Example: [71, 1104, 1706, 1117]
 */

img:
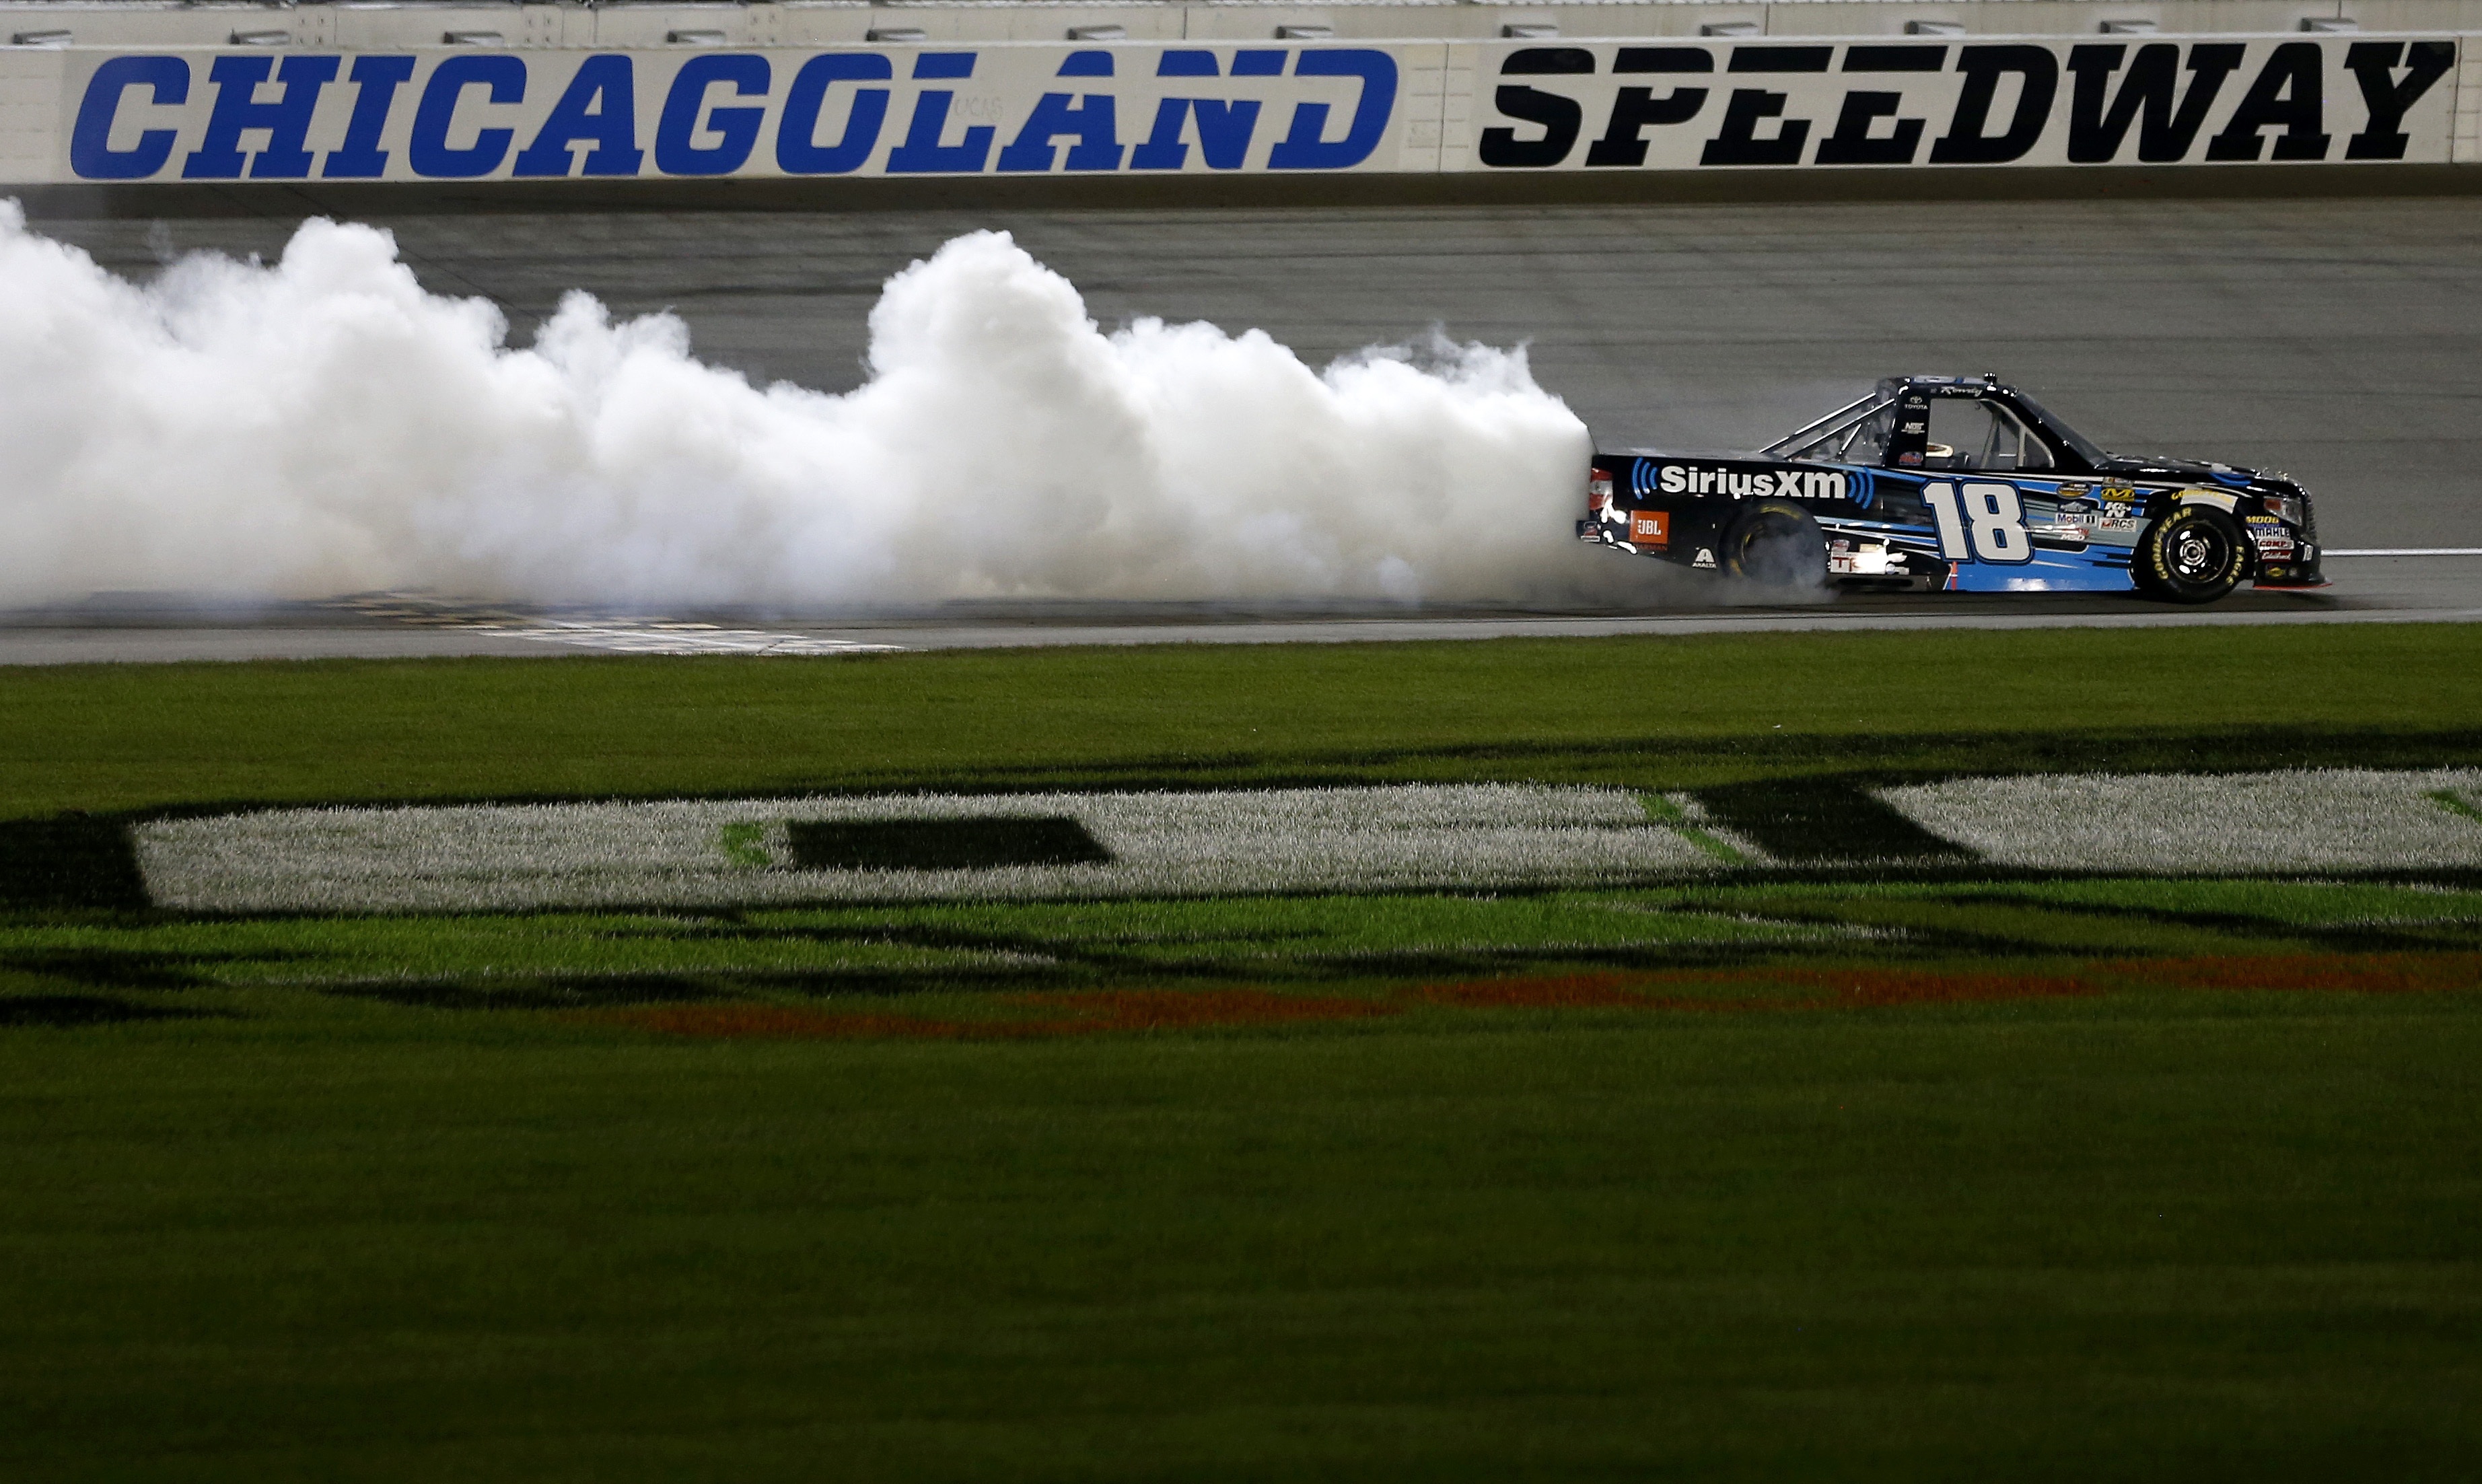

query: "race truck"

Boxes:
[1580, 376, 2324, 604]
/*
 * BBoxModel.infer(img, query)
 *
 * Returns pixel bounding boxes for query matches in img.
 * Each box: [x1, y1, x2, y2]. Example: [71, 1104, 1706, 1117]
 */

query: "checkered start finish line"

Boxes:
[120, 772, 2482, 913]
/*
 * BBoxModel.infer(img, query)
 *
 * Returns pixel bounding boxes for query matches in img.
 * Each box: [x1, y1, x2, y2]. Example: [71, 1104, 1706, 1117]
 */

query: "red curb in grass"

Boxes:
[586, 989, 1397, 1041]
[1418, 954, 2482, 1014]
[1413, 968, 2102, 1013]
[2103, 951, 2482, 995]
[579, 953, 2482, 1040]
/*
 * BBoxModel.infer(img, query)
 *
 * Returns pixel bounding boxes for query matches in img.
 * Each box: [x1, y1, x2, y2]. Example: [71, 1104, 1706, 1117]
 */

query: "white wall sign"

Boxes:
[3, 34, 2463, 186]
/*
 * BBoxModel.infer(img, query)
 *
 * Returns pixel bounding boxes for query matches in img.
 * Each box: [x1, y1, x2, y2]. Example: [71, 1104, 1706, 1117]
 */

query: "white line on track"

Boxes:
[502, 625, 900, 656]
[2326, 549, 2482, 556]
[318, 598, 905, 655]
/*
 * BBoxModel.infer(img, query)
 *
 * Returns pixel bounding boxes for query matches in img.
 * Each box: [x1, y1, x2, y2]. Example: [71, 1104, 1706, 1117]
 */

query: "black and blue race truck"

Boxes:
[1581, 375, 2324, 603]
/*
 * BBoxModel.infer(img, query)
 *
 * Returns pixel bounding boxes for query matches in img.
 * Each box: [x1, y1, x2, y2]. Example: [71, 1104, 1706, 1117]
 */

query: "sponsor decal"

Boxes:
[1630, 511, 1670, 545]
[2178, 488, 2241, 513]
[1897, 452, 1923, 465]
[2055, 483, 2093, 498]
[1692, 546, 1718, 569]
[2244, 515, 2296, 555]
[1656, 463, 1851, 501]
[2057, 504, 2139, 536]
[2098, 486, 2137, 503]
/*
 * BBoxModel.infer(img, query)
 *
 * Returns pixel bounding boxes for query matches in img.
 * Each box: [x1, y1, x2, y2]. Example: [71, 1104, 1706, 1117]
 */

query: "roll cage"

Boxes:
[1761, 376, 2109, 474]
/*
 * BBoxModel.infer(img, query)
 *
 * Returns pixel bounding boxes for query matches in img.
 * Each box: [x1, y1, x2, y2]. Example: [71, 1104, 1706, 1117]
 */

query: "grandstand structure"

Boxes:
[7, 0, 2482, 50]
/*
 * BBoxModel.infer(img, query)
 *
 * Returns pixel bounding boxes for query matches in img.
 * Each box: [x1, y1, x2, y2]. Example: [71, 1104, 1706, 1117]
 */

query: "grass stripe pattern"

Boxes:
[120, 769, 2482, 914]
[131, 784, 1734, 913]
[1880, 768, 2482, 872]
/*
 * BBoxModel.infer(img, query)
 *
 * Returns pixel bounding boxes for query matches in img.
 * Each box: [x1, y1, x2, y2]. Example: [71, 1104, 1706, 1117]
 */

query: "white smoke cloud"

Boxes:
[0, 202, 1620, 609]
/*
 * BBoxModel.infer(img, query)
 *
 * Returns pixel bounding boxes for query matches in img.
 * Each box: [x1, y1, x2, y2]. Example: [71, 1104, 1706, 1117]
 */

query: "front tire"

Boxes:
[1722, 500, 1827, 590]
[2133, 505, 2248, 604]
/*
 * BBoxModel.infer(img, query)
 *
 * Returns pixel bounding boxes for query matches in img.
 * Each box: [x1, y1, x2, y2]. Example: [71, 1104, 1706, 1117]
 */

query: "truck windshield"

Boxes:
[1763, 396, 1894, 464]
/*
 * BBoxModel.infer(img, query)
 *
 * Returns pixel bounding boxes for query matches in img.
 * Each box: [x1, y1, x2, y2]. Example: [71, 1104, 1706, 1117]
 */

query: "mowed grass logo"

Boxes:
[4, 626, 2480, 1479]
[65, 769, 2482, 913]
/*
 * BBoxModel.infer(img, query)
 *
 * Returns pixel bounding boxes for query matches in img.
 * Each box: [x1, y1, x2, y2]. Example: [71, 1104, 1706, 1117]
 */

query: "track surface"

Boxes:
[13, 193, 2482, 659]
[2, 556, 2473, 663]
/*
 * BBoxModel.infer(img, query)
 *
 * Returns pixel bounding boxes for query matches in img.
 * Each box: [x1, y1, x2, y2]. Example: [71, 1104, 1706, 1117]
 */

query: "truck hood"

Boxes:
[2091, 454, 2261, 484]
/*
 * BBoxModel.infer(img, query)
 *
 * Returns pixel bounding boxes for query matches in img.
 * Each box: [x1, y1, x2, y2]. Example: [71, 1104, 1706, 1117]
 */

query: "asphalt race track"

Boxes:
[0, 555, 2473, 662]
[11, 192, 2482, 661]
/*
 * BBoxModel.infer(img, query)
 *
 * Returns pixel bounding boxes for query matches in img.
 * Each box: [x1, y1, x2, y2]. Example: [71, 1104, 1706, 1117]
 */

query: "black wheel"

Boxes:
[1722, 500, 1827, 590]
[2133, 505, 2248, 604]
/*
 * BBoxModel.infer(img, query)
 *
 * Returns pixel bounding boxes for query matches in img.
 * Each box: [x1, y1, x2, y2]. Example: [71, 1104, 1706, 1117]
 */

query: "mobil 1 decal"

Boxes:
[1472, 36, 2456, 171]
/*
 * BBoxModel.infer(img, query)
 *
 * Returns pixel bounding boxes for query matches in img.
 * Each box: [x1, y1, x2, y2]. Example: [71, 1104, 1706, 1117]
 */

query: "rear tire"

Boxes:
[2133, 505, 2248, 604]
[1722, 500, 1827, 591]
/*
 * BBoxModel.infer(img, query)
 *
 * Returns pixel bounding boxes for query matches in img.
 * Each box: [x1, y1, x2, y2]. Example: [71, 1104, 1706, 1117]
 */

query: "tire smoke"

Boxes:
[0, 203, 1615, 609]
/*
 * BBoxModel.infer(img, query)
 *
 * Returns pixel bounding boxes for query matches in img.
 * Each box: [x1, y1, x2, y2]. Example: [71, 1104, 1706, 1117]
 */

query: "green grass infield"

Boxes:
[3, 624, 2480, 1480]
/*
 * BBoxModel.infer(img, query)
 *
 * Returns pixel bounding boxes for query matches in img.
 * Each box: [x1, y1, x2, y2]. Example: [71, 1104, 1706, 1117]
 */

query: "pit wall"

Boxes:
[5, 26, 2475, 184]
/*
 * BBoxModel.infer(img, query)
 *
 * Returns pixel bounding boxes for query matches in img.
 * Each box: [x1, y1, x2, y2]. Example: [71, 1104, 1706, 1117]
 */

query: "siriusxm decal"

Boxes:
[1658, 464, 1851, 501]
[64, 46, 1404, 182]
[1631, 458, 1875, 509]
